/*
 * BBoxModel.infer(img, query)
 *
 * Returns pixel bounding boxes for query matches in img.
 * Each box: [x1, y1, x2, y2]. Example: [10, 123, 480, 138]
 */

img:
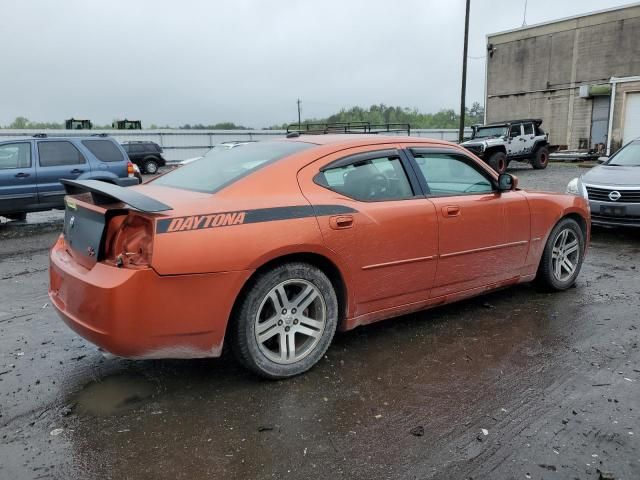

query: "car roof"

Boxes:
[0, 135, 117, 142]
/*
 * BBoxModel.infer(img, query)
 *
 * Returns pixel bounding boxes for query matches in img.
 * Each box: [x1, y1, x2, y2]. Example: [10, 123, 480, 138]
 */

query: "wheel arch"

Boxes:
[226, 250, 351, 344]
[532, 139, 549, 152]
[562, 211, 588, 241]
[79, 172, 119, 184]
[485, 145, 507, 156]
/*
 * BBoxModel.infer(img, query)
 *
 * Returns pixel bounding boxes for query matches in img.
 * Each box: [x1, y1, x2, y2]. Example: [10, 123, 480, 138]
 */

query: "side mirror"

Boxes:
[498, 173, 517, 191]
[597, 156, 608, 164]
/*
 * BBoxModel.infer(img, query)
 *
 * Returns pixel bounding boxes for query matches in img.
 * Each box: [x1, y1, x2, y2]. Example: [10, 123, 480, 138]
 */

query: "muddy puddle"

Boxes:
[72, 373, 157, 416]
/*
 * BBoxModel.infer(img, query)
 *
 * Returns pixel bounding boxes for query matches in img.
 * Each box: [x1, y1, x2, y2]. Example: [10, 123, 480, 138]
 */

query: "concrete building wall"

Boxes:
[486, 4, 640, 150]
[610, 80, 640, 151]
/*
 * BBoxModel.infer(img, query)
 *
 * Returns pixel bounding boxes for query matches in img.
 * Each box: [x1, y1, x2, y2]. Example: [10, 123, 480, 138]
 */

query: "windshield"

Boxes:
[607, 142, 640, 166]
[153, 141, 313, 193]
[474, 126, 508, 139]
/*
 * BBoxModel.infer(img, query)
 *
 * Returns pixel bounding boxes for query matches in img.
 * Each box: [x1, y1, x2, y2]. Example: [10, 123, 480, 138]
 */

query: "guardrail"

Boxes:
[0, 128, 471, 162]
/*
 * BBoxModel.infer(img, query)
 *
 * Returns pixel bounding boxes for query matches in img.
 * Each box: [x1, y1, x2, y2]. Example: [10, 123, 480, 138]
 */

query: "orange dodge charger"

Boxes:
[49, 131, 590, 378]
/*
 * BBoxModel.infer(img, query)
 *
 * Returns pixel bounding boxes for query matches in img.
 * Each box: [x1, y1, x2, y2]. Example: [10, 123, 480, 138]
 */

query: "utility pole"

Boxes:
[458, 0, 471, 143]
[297, 99, 301, 125]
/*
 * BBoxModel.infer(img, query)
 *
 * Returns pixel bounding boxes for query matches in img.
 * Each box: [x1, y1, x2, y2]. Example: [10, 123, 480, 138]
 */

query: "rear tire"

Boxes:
[230, 262, 338, 379]
[531, 146, 549, 169]
[487, 151, 507, 174]
[143, 159, 159, 174]
[536, 217, 584, 291]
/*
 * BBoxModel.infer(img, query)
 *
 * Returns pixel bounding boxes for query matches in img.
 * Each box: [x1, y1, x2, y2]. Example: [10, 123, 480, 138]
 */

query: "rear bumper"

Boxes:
[49, 236, 252, 359]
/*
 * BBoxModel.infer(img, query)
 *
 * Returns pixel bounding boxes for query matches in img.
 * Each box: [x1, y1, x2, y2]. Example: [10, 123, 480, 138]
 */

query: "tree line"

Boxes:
[2, 103, 484, 130]
[274, 102, 484, 129]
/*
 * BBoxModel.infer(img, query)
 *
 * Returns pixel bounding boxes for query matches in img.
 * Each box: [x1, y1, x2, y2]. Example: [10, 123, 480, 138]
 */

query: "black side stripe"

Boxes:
[155, 204, 357, 234]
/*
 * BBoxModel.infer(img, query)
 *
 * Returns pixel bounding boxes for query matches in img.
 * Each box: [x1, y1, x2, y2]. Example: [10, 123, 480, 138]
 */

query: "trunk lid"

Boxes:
[60, 180, 174, 269]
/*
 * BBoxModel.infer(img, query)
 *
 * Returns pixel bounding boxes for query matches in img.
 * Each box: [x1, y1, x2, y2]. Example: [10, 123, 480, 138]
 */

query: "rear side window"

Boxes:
[81, 140, 125, 162]
[153, 141, 312, 193]
[131, 144, 145, 153]
[38, 141, 85, 166]
[0, 143, 31, 169]
[523, 123, 534, 135]
[316, 154, 413, 201]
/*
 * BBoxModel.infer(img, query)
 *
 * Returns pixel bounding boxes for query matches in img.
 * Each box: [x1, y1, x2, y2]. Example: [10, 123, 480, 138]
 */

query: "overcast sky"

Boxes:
[0, 0, 634, 127]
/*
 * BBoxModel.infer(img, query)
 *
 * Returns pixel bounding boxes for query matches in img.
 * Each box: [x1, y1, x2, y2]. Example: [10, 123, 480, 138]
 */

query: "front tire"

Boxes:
[536, 218, 584, 290]
[531, 146, 549, 169]
[487, 151, 507, 174]
[230, 263, 338, 379]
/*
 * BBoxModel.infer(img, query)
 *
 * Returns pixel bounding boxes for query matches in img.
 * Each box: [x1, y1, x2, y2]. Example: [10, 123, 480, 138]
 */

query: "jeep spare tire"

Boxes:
[488, 151, 507, 174]
[532, 146, 549, 170]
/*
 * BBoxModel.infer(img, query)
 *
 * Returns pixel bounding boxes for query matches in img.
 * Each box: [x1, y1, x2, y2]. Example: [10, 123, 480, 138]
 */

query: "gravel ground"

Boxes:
[0, 162, 638, 480]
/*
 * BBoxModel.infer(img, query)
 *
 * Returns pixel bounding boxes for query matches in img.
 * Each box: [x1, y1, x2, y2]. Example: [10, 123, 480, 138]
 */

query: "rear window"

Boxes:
[81, 140, 125, 162]
[153, 141, 313, 193]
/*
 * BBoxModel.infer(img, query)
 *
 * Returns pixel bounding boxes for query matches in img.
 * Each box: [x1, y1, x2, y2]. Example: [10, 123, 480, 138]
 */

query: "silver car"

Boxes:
[567, 139, 640, 227]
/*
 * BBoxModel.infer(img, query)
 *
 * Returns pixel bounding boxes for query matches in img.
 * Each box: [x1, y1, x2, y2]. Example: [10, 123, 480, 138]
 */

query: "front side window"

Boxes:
[413, 152, 494, 196]
[38, 141, 85, 167]
[0, 143, 31, 170]
[153, 140, 312, 193]
[509, 125, 522, 138]
[316, 154, 413, 201]
[81, 139, 125, 162]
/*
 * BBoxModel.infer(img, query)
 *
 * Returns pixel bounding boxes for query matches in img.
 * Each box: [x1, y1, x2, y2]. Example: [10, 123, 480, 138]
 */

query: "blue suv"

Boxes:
[0, 135, 137, 220]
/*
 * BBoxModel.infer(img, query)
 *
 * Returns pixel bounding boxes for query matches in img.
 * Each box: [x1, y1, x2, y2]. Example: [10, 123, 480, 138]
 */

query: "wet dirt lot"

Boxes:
[1, 163, 638, 479]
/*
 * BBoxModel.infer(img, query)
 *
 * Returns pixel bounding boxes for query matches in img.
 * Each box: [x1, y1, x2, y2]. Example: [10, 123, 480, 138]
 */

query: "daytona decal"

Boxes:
[156, 205, 357, 234]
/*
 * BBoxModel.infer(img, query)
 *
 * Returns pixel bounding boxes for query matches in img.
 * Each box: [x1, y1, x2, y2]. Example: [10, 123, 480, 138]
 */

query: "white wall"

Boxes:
[0, 129, 470, 162]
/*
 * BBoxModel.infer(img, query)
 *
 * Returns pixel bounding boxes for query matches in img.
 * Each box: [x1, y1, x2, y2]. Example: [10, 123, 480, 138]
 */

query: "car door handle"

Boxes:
[70, 168, 84, 174]
[442, 205, 460, 217]
[329, 215, 354, 229]
[14, 172, 31, 178]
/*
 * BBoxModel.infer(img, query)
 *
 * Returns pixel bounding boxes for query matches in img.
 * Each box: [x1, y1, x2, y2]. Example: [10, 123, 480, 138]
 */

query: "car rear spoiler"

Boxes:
[61, 179, 172, 213]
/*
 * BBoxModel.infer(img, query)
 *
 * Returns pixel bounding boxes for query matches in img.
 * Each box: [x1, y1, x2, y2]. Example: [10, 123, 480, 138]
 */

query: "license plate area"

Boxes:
[63, 204, 106, 265]
[600, 205, 626, 217]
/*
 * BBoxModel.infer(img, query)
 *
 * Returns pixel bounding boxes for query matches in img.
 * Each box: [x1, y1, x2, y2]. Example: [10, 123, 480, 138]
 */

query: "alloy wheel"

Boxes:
[551, 228, 580, 282]
[254, 279, 326, 364]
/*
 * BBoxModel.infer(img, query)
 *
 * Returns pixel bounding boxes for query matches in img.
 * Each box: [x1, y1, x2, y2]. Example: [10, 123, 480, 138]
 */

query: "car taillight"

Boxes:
[127, 161, 135, 177]
[104, 213, 153, 268]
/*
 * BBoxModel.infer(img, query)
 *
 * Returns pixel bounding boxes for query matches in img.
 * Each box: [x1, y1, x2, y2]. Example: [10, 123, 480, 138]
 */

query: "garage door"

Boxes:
[623, 92, 640, 144]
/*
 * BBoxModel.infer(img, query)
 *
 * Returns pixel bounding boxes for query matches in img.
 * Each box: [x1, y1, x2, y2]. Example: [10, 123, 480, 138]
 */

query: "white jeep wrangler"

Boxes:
[460, 119, 550, 173]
